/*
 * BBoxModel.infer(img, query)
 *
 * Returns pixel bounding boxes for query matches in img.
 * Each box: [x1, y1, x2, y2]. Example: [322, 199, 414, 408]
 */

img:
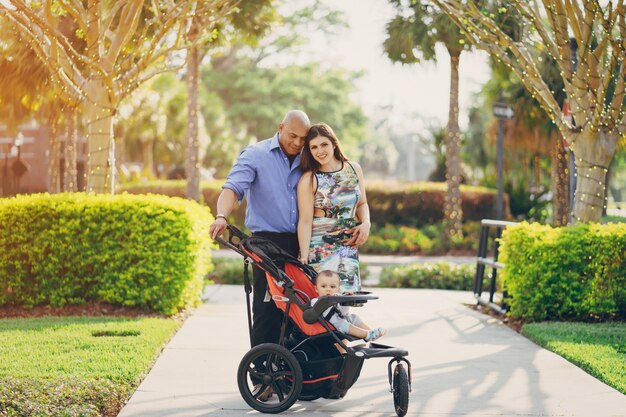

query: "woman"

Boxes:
[297, 123, 371, 293]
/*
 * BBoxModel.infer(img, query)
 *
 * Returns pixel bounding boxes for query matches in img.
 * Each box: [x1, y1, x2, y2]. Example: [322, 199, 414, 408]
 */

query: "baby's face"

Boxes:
[315, 275, 339, 296]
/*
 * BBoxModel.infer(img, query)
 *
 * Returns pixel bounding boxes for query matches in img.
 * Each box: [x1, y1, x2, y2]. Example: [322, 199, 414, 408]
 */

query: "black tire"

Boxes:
[237, 343, 303, 414]
[393, 364, 409, 417]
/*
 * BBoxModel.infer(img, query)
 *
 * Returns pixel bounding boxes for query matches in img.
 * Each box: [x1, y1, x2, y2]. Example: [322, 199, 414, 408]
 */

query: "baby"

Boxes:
[311, 270, 386, 342]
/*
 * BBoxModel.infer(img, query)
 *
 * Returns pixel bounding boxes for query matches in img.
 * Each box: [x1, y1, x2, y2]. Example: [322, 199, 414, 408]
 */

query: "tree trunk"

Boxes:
[48, 117, 61, 193]
[84, 78, 115, 194]
[569, 130, 619, 223]
[443, 51, 463, 240]
[141, 138, 155, 176]
[63, 106, 78, 192]
[551, 133, 570, 226]
[185, 45, 201, 202]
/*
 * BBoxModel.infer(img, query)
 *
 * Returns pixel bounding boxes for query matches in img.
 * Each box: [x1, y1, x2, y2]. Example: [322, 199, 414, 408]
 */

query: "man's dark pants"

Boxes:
[251, 232, 299, 347]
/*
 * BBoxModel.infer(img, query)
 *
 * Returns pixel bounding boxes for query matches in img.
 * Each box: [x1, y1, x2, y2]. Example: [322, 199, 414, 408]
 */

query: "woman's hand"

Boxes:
[343, 221, 370, 247]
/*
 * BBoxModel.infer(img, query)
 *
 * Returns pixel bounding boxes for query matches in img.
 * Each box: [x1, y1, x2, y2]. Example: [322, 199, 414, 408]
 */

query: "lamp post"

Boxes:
[2, 143, 9, 196]
[11, 132, 28, 195]
[492, 93, 515, 220]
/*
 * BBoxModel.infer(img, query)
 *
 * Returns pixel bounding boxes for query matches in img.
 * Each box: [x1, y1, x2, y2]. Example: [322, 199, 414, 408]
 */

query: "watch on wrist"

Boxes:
[215, 214, 227, 221]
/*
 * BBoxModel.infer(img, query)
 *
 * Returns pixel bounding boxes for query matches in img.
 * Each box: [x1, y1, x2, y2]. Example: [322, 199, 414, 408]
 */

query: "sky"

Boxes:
[276, 0, 493, 135]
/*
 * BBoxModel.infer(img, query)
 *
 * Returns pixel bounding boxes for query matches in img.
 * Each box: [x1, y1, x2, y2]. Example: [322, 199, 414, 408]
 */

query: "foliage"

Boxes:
[208, 257, 246, 284]
[121, 180, 499, 232]
[366, 181, 500, 227]
[432, 0, 626, 222]
[0, 316, 179, 416]
[208, 257, 370, 285]
[506, 181, 550, 222]
[363, 221, 481, 255]
[522, 322, 626, 395]
[378, 262, 475, 290]
[384, 0, 476, 238]
[0, 193, 215, 314]
[202, 59, 369, 176]
[1, 0, 242, 193]
[500, 222, 626, 321]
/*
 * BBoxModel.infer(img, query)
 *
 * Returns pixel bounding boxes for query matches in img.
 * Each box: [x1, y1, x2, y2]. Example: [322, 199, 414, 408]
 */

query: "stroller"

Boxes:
[215, 225, 411, 416]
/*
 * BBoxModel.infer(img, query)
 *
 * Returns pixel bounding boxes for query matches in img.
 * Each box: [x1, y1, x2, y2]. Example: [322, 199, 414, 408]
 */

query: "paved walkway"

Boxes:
[118, 285, 626, 417]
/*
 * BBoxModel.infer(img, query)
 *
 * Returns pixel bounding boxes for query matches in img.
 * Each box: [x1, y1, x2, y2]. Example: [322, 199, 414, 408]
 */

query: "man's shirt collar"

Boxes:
[269, 132, 281, 151]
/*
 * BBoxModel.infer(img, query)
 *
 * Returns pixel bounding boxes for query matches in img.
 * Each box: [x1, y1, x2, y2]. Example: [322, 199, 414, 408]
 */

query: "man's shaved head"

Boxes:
[282, 110, 310, 128]
[278, 110, 310, 157]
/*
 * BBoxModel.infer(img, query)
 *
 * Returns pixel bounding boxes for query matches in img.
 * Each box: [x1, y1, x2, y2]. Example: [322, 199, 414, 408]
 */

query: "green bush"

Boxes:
[208, 258, 245, 284]
[366, 181, 500, 227]
[0, 193, 215, 314]
[378, 262, 475, 290]
[208, 257, 370, 286]
[500, 222, 626, 321]
[121, 180, 499, 229]
[362, 222, 481, 255]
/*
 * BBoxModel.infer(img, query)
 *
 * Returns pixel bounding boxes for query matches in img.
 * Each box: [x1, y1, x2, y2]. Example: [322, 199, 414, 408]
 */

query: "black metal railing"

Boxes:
[474, 219, 517, 314]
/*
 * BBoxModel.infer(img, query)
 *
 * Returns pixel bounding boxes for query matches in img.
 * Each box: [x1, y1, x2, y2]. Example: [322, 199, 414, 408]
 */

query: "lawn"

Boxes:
[0, 316, 180, 416]
[521, 321, 626, 395]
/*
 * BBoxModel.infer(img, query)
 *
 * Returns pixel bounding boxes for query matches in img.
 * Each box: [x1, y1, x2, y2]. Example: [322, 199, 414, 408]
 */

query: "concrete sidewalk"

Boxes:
[118, 285, 626, 417]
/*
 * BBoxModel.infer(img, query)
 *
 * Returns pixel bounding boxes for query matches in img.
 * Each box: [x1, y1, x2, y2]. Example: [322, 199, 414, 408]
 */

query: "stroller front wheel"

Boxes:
[392, 363, 409, 417]
[237, 343, 303, 414]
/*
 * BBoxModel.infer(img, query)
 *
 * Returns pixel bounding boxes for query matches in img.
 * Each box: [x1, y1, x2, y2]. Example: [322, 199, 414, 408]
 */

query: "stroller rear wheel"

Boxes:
[392, 363, 409, 417]
[237, 343, 303, 414]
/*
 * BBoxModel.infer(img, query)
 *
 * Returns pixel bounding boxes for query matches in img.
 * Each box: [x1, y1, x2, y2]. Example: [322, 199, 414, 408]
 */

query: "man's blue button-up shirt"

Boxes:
[223, 133, 302, 233]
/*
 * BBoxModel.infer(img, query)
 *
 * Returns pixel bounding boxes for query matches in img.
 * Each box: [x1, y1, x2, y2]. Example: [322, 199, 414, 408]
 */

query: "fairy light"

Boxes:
[431, 0, 626, 223]
[4, 0, 235, 194]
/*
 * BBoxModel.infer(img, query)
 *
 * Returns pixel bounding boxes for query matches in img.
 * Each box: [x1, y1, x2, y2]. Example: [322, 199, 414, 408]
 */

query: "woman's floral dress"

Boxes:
[308, 162, 361, 293]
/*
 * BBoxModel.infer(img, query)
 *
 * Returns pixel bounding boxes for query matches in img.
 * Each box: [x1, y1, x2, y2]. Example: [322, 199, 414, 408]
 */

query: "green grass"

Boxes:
[0, 316, 180, 416]
[521, 321, 626, 394]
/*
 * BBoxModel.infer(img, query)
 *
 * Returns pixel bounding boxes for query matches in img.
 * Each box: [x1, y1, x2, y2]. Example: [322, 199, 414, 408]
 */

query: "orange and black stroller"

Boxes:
[215, 225, 411, 416]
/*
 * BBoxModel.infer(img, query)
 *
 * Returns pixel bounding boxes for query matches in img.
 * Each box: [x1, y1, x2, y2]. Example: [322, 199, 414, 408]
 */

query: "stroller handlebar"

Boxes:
[213, 224, 250, 256]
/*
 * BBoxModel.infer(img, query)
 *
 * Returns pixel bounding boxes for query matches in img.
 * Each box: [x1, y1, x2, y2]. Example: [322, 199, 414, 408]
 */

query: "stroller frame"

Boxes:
[215, 225, 411, 415]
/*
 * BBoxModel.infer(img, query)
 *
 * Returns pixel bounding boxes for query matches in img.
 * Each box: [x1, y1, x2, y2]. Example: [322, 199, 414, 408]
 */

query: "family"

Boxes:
[209, 110, 386, 351]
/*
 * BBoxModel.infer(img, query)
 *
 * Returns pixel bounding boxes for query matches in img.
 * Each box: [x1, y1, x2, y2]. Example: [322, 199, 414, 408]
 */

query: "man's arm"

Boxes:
[209, 188, 238, 239]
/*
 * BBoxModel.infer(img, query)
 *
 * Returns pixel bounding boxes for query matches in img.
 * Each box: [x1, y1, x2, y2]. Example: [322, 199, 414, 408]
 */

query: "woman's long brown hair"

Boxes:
[300, 123, 348, 173]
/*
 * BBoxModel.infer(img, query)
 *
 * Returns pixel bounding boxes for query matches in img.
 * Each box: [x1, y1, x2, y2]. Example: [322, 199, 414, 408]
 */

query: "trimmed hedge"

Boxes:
[0, 193, 215, 314]
[378, 262, 475, 290]
[121, 180, 500, 228]
[500, 222, 626, 321]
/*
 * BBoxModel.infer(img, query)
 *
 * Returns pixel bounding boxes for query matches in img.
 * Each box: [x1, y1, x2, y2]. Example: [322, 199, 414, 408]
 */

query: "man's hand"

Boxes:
[342, 222, 370, 247]
[209, 217, 228, 240]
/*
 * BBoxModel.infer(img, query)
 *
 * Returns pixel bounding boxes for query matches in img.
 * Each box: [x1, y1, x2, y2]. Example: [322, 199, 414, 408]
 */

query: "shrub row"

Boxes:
[362, 222, 481, 255]
[0, 193, 215, 314]
[500, 222, 626, 321]
[378, 262, 475, 290]
[121, 180, 500, 228]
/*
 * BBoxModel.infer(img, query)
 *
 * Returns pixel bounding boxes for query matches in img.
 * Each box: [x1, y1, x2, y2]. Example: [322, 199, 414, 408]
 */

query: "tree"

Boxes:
[0, 0, 237, 194]
[0, 19, 75, 193]
[383, 0, 472, 240]
[202, 59, 369, 175]
[184, 1, 276, 201]
[432, 0, 626, 223]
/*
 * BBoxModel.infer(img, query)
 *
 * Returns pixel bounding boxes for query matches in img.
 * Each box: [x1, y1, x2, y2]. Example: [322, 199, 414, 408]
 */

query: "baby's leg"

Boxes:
[347, 313, 370, 331]
[347, 323, 368, 339]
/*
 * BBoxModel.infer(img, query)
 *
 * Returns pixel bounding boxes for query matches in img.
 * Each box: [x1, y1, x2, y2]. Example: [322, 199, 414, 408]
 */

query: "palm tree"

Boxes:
[433, 0, 626, 223]
[383, 0, 471, 240]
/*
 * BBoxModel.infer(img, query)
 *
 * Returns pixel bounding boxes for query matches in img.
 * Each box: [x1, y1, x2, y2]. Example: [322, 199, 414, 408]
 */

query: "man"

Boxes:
[210, 110, 310, 351]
